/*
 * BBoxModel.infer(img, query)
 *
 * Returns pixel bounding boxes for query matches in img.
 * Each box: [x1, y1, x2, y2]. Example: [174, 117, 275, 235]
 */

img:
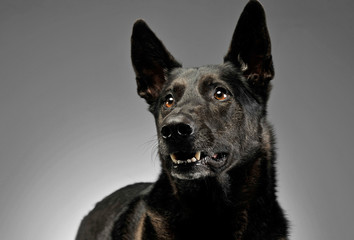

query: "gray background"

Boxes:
[1, 0, 353, 239]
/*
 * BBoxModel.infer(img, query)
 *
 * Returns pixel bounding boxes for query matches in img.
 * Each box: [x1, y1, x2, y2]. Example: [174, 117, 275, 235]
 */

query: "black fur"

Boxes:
[76, 1, 289, 239]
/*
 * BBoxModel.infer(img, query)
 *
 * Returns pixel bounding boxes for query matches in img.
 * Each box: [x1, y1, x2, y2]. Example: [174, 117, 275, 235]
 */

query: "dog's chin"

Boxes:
[166, 151, 229, 180]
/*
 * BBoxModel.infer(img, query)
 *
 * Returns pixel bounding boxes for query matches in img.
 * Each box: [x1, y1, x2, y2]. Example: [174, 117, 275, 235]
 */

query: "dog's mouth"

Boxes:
[168, 150, 230, 180]
[170, 151, 228, 166]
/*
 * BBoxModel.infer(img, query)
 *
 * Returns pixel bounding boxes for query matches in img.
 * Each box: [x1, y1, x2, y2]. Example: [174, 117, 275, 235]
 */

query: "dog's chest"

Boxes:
[144, 203, 246, 240]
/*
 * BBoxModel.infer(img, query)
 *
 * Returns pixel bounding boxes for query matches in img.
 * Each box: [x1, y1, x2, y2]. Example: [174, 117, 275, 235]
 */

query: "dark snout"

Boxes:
[161, 115, 194, 141]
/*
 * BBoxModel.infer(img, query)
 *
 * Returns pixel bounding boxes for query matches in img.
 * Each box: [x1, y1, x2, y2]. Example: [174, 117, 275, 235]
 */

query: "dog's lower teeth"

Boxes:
[170, 151, 224, 165]
[170, 154, 201, 165]
[170, 152, 227, 165]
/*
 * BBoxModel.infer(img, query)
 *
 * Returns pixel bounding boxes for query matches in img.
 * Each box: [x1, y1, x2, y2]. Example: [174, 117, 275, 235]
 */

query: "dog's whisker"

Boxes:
[142, 135, 159, 163]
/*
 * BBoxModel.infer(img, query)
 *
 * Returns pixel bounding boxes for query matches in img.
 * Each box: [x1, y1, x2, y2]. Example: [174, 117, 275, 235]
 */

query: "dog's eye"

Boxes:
[214, 87, 229, 101]
[164, 94, 175, 108]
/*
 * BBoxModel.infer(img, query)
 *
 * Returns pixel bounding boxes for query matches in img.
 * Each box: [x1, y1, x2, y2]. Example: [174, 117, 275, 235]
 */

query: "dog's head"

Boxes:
[131, 1, 274, 180]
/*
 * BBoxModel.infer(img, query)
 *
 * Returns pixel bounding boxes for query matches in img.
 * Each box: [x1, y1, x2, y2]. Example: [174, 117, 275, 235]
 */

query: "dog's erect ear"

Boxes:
[131, 20, 182, 105]
[224, 0, 273, 100]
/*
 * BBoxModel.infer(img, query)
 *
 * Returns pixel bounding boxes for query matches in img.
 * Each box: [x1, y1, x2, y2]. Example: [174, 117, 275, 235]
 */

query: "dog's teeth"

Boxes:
[195, 151, 201, 161]
[170, 154, 177, 163]
[171, 153, 201, 165]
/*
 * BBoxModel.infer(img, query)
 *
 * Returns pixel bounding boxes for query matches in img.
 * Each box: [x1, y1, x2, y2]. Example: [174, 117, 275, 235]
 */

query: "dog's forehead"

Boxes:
[168, 64, 239, 89]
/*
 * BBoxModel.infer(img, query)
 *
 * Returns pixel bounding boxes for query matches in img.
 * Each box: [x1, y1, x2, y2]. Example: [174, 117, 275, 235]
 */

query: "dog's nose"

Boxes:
[161, 122, 194, 139]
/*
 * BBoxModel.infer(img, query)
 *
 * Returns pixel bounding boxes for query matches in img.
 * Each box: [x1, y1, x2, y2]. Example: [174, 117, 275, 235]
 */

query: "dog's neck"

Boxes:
[149, 151, 273, 214]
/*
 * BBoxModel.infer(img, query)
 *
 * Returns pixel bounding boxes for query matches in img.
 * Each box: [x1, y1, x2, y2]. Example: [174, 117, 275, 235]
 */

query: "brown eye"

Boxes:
[165, 95, 175, 108]
[214, 87, 228, 101]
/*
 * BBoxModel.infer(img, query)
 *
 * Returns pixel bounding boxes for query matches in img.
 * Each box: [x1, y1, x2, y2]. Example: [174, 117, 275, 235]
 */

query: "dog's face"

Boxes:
[154, 65, 264, 180]
[131, 1, 274, 180]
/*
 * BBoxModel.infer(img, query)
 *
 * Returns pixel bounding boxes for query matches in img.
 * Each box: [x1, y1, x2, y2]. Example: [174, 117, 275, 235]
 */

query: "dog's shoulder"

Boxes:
[76, 182, 153, 240]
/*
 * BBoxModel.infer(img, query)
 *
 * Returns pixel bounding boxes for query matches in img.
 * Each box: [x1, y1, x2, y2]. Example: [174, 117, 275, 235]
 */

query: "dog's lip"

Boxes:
[170, 151, 228, 165]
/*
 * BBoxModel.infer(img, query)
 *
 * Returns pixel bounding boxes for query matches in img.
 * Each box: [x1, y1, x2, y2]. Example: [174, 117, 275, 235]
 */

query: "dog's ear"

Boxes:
[131, 20, 182, 105]
[224, 0, 273, 100]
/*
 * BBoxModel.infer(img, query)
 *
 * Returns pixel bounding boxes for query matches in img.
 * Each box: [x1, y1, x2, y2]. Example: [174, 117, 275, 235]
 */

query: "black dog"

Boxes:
[76, 1, 289, 239]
